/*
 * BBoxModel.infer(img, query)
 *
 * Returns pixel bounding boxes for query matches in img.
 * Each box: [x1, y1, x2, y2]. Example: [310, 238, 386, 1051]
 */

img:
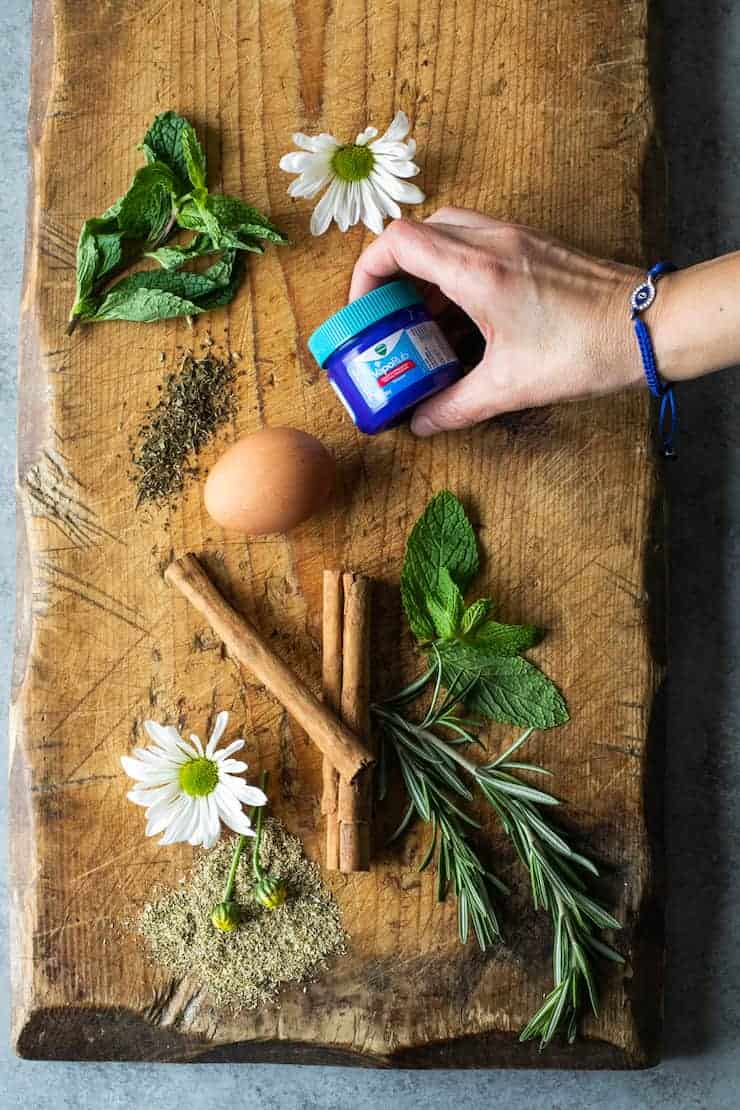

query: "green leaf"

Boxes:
[401, 491, 479, 642]
[178, 193, 287, 249]
[464, 618, 542, 656]
[439, 643, 569, 729]
[460, 598, 492, 635]
[88, 249, 241, 322]
[208, 193, 288, 243]
[141, 110, 197, 191]
[90, 287, 204, 323]
[72, 214, 125, 315]
[145, 233, 217, 270]
[73, 222, 99, 308]
[196, 251, 243, 309]
[181, 121, 207, 190]
[426, 567, 464, 640]
[95, 231, 124, 278]
[118, 162, 177, 241]
[98, 265, 226, 302]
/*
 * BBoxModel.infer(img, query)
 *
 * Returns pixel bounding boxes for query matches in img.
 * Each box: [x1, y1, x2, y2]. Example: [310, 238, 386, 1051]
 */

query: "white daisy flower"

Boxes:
[279, 110, 425, 236]
[121, 710, 267, 849]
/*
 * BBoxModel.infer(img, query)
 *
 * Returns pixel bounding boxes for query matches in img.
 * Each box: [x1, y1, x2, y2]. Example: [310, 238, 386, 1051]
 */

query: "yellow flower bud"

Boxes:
[254, 874, 287, 910]
[211, 900, 241, 932]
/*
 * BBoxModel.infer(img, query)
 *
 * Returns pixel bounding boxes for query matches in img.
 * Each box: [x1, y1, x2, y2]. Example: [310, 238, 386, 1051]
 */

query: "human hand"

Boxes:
[349, 208, 644, 436]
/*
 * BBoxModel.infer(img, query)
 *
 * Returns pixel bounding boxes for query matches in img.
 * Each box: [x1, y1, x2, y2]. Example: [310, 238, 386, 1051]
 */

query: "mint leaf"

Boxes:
[72, 214, 124, 314]
[141, 111, 195, 191]
[178, 194, 287, 249]
[145, 234, 217, 270]
[195, 251, 243, 309]
[427, 567, 464, 640]
[439, 643, 569, 730]
[90, 287, 203, 323]
[86, 250, 240, 322]
[208, 194, 288, 244]
[119, 163, 177, 242]
[181, 122, 207, 190]
[401, 491, 479, 641]
[74, 222, 99, 308]
[460, 598, 492, 635]
[464, 619, 541, 656]
[95, 230, 124, 278]
[97, 265, 227, 303]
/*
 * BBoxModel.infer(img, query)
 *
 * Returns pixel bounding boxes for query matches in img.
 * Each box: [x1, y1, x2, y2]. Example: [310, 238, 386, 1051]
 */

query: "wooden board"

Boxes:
[11, 0, 664, 1066]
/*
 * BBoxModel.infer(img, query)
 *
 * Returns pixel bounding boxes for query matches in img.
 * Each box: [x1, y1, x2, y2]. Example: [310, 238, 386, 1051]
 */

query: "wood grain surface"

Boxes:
[11, 0, 664, 1065]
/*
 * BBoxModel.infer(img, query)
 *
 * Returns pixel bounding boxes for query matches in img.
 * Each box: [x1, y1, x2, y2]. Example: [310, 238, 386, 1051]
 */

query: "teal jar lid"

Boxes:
[308, 279, 423, 367]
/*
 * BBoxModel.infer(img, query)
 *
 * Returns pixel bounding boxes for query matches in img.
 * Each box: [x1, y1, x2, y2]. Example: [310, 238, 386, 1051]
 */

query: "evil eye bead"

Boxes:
[630, 276, 656, 314]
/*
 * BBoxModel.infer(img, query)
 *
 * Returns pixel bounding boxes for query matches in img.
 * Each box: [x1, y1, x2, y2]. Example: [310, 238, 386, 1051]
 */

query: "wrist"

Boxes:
[649, 252, 740, 383]
[594, 265, 646, 392]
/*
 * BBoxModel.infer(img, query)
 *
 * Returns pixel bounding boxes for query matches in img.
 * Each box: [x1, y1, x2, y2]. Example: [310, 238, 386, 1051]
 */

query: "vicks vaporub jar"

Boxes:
[308, 280, 463, 434]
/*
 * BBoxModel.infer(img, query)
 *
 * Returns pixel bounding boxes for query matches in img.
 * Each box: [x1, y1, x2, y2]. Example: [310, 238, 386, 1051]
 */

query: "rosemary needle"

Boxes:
[372, 651, 624, 1050]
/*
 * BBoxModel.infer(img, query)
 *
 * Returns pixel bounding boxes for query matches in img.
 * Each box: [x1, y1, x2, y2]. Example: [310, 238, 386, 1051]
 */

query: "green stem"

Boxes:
[221, 767, 269, 902]
[252, 769, 269, 881]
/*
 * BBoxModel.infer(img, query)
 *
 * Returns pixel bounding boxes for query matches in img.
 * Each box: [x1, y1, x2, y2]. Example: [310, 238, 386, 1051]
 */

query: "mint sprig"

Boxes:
[68, 111, 287, 331]
[401, 491, 568, 729]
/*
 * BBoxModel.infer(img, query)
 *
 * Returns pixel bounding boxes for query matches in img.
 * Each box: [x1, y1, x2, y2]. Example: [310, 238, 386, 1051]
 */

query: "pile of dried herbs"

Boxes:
[137, 819, 347, 1011]
[131, 348, 237, 505]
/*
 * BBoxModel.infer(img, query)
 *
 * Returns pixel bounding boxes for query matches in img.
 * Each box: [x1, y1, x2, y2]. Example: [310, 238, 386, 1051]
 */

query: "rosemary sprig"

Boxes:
[372, 652, 624, 1049]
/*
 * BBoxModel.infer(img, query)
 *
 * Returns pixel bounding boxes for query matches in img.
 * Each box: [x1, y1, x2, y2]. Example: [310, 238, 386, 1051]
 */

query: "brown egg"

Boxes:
[204, 427, 335, 535]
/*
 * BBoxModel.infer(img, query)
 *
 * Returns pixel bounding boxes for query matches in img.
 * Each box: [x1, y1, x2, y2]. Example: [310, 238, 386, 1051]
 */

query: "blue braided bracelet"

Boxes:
[630, 261, 677, 458]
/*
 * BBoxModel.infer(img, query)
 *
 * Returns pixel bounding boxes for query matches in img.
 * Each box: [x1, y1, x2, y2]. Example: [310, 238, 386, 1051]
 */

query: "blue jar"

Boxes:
[307, 280, 462, 434]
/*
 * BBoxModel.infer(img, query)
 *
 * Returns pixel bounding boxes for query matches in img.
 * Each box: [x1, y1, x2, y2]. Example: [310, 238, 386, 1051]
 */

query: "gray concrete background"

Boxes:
[1, 2, 738, 1106]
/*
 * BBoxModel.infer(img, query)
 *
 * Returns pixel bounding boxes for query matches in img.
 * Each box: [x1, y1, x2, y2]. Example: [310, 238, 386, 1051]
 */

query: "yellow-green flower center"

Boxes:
[179, 756, 218, 797]
[331, 144, 374, 182]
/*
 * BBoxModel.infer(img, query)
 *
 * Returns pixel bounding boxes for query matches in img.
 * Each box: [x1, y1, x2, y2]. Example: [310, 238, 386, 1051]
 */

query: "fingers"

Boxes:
[410, 361, 500, 436]
[350, 218, 452, 301]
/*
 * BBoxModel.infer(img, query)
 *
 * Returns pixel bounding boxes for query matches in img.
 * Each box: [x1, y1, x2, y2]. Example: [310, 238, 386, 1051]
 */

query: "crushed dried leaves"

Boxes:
[137, 818, 347, 1010]
[131, 346, 238, 505]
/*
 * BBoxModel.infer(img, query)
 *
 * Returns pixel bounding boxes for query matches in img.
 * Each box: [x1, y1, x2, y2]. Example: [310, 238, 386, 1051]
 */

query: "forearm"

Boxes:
[651, 251, 740, 382]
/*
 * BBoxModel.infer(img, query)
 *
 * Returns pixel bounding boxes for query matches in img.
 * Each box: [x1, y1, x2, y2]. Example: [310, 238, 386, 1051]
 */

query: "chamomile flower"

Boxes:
[121, 711, 267, 849]
[279, 110, 425, 236]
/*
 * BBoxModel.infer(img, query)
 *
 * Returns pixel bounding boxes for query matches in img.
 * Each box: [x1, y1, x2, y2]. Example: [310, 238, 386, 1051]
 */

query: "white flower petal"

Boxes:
[371, 184, 402, 221]
[355, 125, 378, 146]
[279, 151, 315, 173]
[217, 800, 256, 838]
[189, 732, 204, 756]
[292, 131, 339, 153]
[359, 179, 387, 235]
[146, 797, 182, 837]
[288, 168, 334, 200]
[218, 759, 248, 775]
[238, 785, 269, 807]
[370, 167, 425, 205]
[375, 110, 410, 145]
[373, 154, 420, 179]
[206, 710, 229, 755]
[214, 738, 245, 762]
[310, 177, 343, 236]
[204, 794, 221, 847]
[369, 139, 415, 159]
[158, 796, 194, 845]
[128, 781, 179, 808]
[121, 754, 168, 782]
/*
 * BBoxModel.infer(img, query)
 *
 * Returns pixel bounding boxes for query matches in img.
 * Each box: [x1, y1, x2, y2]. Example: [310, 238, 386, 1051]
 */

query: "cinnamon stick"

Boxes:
[164, 554, 375, 783]
[337, 573, 373, 872]
[321, 570, 343, 870]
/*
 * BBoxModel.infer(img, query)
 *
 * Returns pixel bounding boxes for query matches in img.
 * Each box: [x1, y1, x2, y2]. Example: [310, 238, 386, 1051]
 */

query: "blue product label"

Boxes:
[347, 322, 456, 413]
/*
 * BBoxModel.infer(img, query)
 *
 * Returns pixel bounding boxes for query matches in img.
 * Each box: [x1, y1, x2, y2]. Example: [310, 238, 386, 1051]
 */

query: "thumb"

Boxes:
[410, 361, 501, 436]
